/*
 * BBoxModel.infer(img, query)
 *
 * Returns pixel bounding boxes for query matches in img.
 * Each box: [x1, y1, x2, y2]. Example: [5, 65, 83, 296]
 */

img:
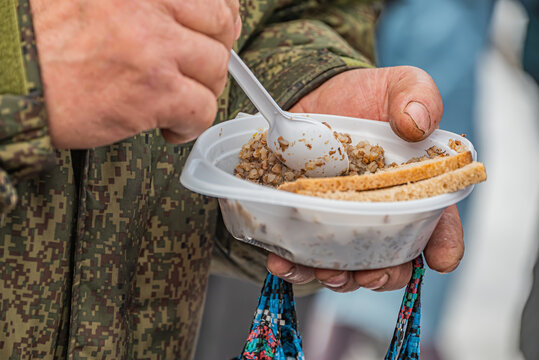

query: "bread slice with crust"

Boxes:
[302, 161, 486, 202]
[278, 151, 473, 194]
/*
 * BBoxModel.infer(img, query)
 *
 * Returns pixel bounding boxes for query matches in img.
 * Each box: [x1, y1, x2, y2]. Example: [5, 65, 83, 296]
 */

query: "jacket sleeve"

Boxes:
[211, 0, 381, 294]
[0, 0, 56, 214]
[228, 1, 380, 117]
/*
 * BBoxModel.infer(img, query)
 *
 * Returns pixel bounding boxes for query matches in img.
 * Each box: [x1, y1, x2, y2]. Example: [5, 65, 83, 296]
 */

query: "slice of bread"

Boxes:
[296, 161, 486, 202]
[278, 151, 473, 194]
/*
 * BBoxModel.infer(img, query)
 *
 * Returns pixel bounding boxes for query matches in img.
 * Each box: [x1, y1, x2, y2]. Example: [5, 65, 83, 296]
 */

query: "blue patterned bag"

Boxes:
[235, 256, 425, 360]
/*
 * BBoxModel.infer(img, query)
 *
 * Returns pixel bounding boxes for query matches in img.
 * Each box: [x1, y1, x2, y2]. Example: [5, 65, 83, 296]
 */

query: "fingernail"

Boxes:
[282, 266, 296, 278]
[280, 266, 312, 284]
[321, 272, 348, 288]
[404, 101, 430, 134]
[364, 274, 389, 290]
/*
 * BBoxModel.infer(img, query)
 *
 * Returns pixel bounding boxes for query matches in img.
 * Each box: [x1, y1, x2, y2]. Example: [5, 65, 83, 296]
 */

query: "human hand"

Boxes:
[266, 66, 464, 292]
[31, 0, 241, 148]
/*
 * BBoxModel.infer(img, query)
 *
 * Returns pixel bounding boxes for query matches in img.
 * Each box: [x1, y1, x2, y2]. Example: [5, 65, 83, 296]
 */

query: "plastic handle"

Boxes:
[227, 50, 285, 128]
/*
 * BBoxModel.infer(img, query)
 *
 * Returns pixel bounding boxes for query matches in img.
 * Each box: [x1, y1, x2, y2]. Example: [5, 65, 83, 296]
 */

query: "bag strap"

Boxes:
[385, 255, 425, 360]
[236, 273, 304, 360]
[237, 255, 425, 360]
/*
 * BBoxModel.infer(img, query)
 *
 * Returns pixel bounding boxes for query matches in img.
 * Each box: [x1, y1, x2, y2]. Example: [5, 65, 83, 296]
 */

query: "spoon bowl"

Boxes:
[228, 50, 349, 177]
[266, 112, 348, 177]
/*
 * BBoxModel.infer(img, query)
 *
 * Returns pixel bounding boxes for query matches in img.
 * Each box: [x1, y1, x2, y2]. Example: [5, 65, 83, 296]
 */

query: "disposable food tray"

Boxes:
[180, 113, 476, 270]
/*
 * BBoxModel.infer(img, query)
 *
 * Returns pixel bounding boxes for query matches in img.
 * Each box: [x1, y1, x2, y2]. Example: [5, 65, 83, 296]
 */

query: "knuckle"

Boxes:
[228, 0, 240, 18]
[210, 48, 230, 94]
[399, 65, 423, 75]
[215, 1, 235, 36]
[122, 110, 155, 136]
[214, 2, 231, 32]
[169, 0, 186, 17]
[213, 75, 228, 97]
[201, 93, 218, 125]
[215, 44, 230, 77]
[400, 65, 436, 85]
[144, 62, 175, 91]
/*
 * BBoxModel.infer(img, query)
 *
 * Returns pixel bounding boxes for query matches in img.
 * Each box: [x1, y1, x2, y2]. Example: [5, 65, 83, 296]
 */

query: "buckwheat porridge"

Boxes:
[234, 130, 448, 186]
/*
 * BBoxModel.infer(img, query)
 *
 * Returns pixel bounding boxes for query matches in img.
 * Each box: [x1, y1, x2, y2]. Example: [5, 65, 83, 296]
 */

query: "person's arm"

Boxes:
[0, 0, 56, 214]
[274, 0, 381, 62]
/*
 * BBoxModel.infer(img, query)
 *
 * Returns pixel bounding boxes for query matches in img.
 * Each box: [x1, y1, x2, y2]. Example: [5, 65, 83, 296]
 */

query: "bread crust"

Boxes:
[278, 151, 473, 194]
[304, 162, 486, 202]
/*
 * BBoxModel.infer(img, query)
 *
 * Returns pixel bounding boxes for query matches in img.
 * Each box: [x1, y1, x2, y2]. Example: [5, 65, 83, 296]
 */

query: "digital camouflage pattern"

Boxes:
[0, 0, 54, 215]
[0, 0, 379, 359]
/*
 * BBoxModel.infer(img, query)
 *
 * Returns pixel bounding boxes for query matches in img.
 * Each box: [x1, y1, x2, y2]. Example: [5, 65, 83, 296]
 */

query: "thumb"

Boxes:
[289, 66, 443, 142]
[386, 66, 443, 141]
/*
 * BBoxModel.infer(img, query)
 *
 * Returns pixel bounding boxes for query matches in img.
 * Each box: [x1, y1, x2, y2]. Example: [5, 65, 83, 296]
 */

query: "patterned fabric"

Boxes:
[385, 256, 425, 360]
[0, 0, 380, 359]
[238, 257, 425, 360]
[236, 273, 304, 360]
[0, 0, 55, 215]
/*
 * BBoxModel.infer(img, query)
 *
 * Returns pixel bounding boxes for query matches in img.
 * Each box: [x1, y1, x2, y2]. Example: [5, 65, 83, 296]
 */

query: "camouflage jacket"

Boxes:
[0, 0, 377, 359]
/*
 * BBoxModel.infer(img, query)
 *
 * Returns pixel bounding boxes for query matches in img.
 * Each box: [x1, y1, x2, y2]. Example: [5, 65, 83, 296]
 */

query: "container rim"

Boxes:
[180, 113, 476, 215]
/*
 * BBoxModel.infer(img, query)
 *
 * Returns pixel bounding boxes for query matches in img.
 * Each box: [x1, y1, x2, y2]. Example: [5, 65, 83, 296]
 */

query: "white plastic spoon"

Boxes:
[228, 50, 349, 177]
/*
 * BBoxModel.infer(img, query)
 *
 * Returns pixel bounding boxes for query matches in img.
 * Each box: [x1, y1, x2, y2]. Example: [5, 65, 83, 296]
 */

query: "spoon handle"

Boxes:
[228, 50, 285, 128]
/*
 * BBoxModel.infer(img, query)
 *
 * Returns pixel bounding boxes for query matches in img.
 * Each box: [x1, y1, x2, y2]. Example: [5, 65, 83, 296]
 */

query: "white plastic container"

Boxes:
[180, 113, 476, 270]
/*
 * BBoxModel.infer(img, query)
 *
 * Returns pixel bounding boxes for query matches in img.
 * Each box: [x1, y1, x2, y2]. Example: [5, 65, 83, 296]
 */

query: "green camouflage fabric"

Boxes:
[0, 0, 379, 359]
[0, 0, 55, 215]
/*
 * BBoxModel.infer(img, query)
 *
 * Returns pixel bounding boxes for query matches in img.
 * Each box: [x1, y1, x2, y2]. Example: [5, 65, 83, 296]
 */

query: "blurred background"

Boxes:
[195, 0, 539, 359]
